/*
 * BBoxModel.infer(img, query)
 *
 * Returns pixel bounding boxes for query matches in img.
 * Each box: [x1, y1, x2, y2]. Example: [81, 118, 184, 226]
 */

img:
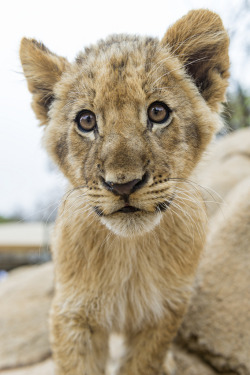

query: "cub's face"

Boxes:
[45, 37, 213, 236]
[20, 10, 229, 237]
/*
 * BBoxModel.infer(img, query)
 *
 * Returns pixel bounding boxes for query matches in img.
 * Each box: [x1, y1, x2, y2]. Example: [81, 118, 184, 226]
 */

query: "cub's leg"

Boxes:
[50, 302, 109, 375]
[119, 315, 182, 375]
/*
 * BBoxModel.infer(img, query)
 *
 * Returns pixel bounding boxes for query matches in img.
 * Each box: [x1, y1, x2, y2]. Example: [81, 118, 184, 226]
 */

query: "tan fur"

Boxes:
[20, 9, 229, 375]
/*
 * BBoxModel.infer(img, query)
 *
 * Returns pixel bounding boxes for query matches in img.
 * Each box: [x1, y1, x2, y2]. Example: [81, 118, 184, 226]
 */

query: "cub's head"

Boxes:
[20, 9, 229, 237]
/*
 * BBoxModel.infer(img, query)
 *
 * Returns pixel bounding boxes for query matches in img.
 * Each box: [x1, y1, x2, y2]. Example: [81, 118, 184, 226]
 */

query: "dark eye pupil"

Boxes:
[154, 107, 162, 116]
[81, 114, 94, 125]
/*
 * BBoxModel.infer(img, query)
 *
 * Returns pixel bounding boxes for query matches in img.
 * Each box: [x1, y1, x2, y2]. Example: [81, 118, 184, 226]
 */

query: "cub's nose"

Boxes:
[105, 179, 140, 196]
[103, 173, 148, 196]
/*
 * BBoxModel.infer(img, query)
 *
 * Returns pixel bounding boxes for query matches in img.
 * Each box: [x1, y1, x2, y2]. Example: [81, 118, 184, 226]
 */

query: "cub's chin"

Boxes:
[100, 210, 162, 237]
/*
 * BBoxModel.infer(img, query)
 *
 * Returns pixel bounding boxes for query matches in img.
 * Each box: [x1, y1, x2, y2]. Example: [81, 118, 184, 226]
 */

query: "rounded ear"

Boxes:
[161, 9, 230, 112]
[20, 38, 69, 125]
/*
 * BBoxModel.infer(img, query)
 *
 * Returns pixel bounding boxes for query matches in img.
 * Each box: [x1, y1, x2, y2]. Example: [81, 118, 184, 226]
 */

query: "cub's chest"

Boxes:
[65, 249, 191, 331]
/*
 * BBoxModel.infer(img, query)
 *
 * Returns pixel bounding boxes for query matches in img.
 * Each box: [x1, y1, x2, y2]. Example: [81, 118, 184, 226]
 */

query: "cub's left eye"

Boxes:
[75, 110, 97, 132]
[148, 102, 171, 124]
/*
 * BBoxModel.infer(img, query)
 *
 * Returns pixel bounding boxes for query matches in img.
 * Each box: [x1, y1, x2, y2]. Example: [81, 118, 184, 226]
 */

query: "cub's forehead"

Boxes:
[76, 34, 159, 70]
[56, 35, 166, 111]
[55, 34, 184, 118]
[73, 35, 161, 94]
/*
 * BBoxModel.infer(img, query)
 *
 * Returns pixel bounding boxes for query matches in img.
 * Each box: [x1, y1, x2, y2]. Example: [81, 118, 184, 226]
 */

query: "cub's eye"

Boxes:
[148, 102, 171, 124]
[75, 110, 97, 132]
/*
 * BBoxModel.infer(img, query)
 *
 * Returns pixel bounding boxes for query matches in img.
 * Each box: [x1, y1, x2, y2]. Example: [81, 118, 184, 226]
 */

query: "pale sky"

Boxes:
[0, 0, 249, 218]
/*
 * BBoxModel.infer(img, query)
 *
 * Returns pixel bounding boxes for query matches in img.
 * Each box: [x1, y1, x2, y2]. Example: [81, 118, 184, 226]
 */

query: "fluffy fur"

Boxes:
[20, 9, 229, 375]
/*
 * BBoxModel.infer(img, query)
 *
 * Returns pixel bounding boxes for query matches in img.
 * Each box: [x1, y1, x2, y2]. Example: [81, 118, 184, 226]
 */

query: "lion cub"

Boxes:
[20, 9, 229, 375]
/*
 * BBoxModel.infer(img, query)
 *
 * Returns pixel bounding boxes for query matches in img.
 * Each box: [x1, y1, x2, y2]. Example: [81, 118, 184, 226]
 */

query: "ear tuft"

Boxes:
[20, 38, 69, 125]
[161, 9, 230, 112]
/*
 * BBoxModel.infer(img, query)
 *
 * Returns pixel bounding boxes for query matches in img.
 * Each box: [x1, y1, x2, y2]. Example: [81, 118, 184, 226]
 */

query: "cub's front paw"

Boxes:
[161, 351, 176, 375]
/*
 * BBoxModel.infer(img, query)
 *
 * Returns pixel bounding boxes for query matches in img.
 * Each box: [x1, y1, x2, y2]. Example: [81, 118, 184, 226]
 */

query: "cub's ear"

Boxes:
[161, 9, 230, 112]
[20, 38, 69, 125]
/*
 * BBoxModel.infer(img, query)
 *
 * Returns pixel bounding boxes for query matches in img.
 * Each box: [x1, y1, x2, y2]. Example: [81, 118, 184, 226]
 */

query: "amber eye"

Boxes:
[76, 110, 97, 132]
[148, 102, 171, 124]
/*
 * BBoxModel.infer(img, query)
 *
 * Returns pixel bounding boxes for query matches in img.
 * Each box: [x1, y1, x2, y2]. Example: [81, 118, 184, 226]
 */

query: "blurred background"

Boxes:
[0, 0, 249, 270]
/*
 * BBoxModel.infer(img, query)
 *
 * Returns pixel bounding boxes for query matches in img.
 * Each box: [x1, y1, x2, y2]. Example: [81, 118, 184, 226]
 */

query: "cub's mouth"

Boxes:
[116, 201, 173, 214]
[94, 198, 174, 217]
[116, 205, 141, 213]
[93, 205, 141, 216]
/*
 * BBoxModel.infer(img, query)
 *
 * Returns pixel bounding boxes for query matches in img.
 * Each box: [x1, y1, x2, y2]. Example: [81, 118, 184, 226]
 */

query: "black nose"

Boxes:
[103, 173, 148, 196]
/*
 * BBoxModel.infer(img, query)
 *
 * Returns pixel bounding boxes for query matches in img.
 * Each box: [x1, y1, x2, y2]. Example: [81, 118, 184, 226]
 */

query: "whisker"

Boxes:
[168, 177, 224, 203]
[166, 203, 195, 249]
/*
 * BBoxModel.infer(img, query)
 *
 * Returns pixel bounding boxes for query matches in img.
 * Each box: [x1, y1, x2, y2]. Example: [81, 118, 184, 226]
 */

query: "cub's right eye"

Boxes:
[75, 110, 97, 132]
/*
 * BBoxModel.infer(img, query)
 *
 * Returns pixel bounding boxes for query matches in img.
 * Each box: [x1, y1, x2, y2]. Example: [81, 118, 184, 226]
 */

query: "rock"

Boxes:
[198, 128, 250, 217]
[178, 178, 250, 375]
[173, 345, 217, 375]
[0, 262, 53, 370]
[0, 358, 54, 375]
